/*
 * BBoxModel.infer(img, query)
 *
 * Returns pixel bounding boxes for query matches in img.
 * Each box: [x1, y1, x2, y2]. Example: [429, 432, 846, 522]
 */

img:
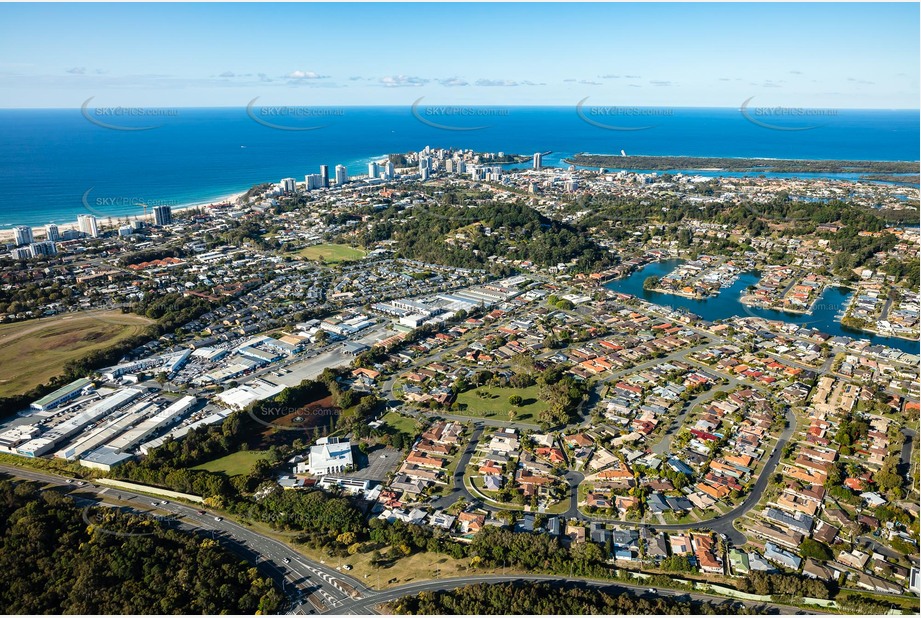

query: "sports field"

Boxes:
[0, 310, 153, 398]
[296, 244, 366, 263]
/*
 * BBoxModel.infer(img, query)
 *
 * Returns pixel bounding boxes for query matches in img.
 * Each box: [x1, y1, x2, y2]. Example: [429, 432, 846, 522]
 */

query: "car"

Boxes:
[342, 565, 352, 571]
[283, 558, 290, 564]
[647, 588, 658, 594]
[66, 479, 73, 484]
[152, 501, 160, 506]
[197, 510, 206, 515]
[214, 516, 223, 522]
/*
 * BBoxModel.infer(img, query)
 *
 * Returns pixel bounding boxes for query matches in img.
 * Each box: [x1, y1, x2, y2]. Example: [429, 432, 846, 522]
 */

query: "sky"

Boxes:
[0, 2, 918, 109]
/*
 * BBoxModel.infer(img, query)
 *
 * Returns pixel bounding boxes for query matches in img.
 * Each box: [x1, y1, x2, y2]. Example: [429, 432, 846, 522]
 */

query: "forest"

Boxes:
[352, 201, 615, 273]
[387, 581, 753, 615]
[0, 479, 282, 614]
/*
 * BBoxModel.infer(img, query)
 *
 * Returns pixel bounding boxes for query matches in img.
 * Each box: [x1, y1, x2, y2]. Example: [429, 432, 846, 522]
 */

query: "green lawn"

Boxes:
[454, 384, 546, 422]
[296, 243, 366, 263]
[193, 450, 270, 476]
[381, 411, 419, 436]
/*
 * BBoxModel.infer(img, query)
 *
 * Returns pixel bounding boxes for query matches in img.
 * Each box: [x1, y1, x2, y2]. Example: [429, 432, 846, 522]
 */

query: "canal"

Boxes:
[605, 259, 920, 355]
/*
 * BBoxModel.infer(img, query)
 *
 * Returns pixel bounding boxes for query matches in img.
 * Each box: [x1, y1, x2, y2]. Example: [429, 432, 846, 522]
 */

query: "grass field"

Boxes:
[0, 310, 153, 398]
[454, 384, 546, 422]
[296, 244, 366, 263]
[380, 411, 419, 436]
[193, 450, 270, 476]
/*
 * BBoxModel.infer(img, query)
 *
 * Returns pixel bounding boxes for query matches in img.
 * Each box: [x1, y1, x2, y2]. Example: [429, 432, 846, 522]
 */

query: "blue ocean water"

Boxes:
[0, 106, 918, 228]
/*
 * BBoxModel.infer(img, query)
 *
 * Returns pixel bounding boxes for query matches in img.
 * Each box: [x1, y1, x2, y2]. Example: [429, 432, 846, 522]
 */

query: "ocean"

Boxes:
[0, 106, 918, 229]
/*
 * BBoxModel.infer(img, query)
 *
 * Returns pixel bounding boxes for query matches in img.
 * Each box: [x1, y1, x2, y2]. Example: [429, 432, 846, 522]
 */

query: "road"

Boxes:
[1, 463, 821, 616]
[0, 464, 369, 614]
[325, 573, 810, 615]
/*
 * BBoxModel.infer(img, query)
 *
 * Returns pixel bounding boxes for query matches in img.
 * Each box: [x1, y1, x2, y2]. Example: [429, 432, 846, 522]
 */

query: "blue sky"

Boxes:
[0, 2, 918, 108]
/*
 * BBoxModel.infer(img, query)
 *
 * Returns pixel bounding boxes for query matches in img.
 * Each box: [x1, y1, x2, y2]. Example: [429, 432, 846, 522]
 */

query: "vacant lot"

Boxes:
[297, 244, 366, 263]
[193, 450, 270, 476]
[454, 384, 546, 422]
[0, 310, 153, 398]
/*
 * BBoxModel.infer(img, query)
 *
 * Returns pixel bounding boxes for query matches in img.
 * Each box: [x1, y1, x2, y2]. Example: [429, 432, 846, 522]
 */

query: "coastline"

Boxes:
[0, 189, 248, 243]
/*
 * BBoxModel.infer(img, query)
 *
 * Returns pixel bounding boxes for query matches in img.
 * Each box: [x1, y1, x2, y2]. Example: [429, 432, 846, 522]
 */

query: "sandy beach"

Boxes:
[0, 190, 248, 244]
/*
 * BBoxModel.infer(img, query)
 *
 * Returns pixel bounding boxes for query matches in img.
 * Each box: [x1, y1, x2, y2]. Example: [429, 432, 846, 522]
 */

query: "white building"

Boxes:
[368, 161, 379, 179]
[13, 225, 33, 246]
[334, 164, 348, 186]
[78, 214, 99, 238]
[281, 177, 297, 193]
[302, 437, 353, 475]
[44, 223, 60, 242]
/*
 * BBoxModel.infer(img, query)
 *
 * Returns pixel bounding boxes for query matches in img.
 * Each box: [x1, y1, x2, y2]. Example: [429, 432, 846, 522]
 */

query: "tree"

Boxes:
[508, 395, 523, 407]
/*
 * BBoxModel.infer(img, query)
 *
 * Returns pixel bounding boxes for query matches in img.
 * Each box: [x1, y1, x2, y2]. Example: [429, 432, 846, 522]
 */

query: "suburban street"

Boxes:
[323, 573, 814, 615]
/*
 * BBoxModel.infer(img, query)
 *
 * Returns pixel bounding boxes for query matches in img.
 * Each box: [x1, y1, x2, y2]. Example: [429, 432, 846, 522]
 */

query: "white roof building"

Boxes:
[305, 437, 353, 476]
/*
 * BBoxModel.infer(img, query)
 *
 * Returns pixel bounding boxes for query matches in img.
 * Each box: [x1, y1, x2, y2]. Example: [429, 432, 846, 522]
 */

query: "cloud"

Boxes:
[219, 71, 235, 78]
[846, 77, 874, 85]
[718, 77, 731, 82]
[257, 73, 273, 83]
[649, 80, 672, 87]
[380, 75, 430, 87]
[476, 78, 519, 87]
[564, 78, 576, 82]
[66, 67, 86, 74]
[599, 74, 621, 79]
[348, 76, 364, 81]
[789, 70, 803, 75]
[437, 77, 469, 87]
[625, 75, 641, 79]
[579, 80, 601, 86]
[286, 70, 329, 80]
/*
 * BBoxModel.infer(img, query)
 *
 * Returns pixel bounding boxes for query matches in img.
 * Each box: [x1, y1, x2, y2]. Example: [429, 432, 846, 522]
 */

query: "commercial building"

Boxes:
[281, 177, 297, 193]
[320, 164, 329, 188]
[153, 205, 173, 226]
[31, 377, 93, 411]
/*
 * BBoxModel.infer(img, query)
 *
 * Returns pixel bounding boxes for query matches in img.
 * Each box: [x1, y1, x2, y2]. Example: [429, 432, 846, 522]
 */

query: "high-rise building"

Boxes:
[384, 161, 395, 179]
[29, 241, 57, 257]
[320, 165, 329, 188]
[334, 165, 348, 185]
[118, 225, 134, 237]
[13, 226, 33, 246]
[44, 224, 60, 242]
[533, 152, 542, 169]
[77, 214, 99, 238]
[305, 174, 323, 190]
[10, 247, 30, 260]
[281, 177, 297, 193]
[153, 205, 173, 226]
[456, 160, 466, 174]
[368, 162, 379, 179]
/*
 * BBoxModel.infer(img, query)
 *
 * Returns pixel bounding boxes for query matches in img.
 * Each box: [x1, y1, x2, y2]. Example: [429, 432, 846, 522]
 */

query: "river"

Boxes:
[605, 260, 920, 355]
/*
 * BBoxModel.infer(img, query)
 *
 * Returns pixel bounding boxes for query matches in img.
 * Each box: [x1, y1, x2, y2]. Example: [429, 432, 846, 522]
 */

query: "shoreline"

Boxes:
[0, 189, 248, 243]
